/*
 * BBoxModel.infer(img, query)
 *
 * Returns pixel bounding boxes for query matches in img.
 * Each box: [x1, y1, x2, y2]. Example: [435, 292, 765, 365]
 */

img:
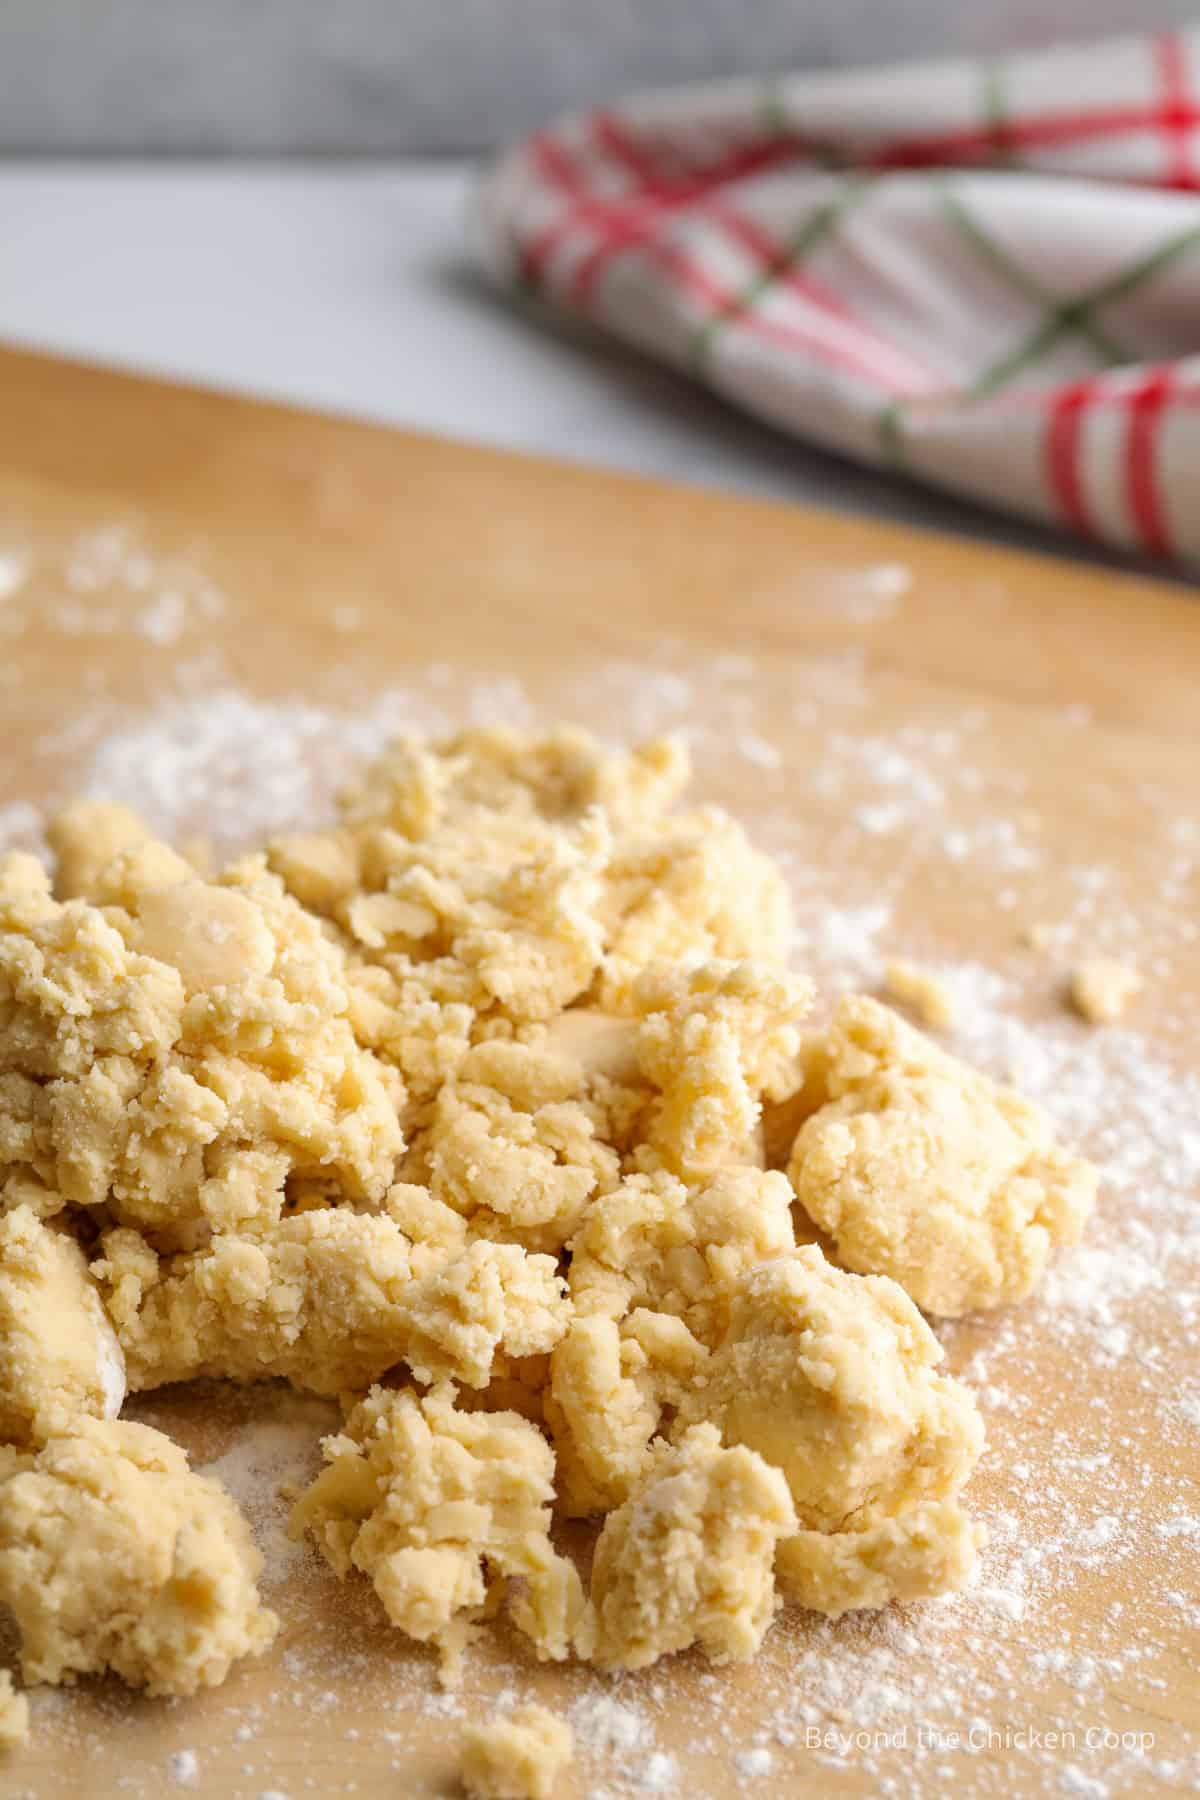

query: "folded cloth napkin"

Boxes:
[475, 30, 1200, 564]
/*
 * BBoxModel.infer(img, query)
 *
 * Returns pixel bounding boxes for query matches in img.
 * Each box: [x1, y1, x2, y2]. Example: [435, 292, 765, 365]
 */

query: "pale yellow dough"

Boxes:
[420, 1038, 620, 1253]
[289, 1383, 587, 1683]
[674, 1246, 984, 1598]
[787, 995, 1097, 1315]
[0, 724, 1100, 1713]
[0, 845, 403, 1244]
[0, 1204, 125, 1443]
[0, 1416, 276, 1695]
[567, 1165, 796, 1343]
[94, 1203, 565, 1397]
[776, 1498, 982, 1616]
[0, 1671, 29, 1750]
[882, 958, 954, 1030]
[546, 1310, 707, 1517]
[546, 1165, 795, 1515]
[633, 959, 810, 1181]
[461, 1703, 574, 1800]
[588, 1423, 795, 1670]
[1069, 957, 1141, 1024]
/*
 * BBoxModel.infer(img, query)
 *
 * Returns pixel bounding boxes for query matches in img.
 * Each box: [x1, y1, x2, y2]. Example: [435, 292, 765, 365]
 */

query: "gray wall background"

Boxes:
[2, 1, 1199, 154]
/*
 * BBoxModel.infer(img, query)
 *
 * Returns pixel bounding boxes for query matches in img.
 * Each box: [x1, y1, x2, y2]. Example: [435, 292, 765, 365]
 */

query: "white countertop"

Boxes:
[0, 159, 1145, 567]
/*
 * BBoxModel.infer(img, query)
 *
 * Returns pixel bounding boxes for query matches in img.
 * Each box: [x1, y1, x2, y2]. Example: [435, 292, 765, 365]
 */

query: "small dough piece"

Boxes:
[882, 959, 954, 1030]
[338, 726, 689, 837]
[290, 1383, 586, 1684]
[567, 1166, 796, 1346]
[0, 849, 404, 1244]
[546, 1305, 708, 1518]
[0, 852, 185, 1082]
[787, 995, 1097, 1315]
[588, 1423, 795, 1671]
[546, 1315, 668, 1518]
[0, 1670, 28, 1750]
[1069, 958, 1141, 1025]
[675, 1247, 983, 1534]
[93, 1197, 524, 1397]
[0, 1416, 277, 1695]
[0, 1205, 125, 1443]
[315, 735, 619, 1037]
[634, 960, 811, 1182]
[775, 1498, 982, 1617]
[424, 1039, 619, 1253]
[461, 1704, 574, 1800]
[47, 800, 155, 901]
[596, 809, 793, 1010]
[392, 1239, 570, 1388]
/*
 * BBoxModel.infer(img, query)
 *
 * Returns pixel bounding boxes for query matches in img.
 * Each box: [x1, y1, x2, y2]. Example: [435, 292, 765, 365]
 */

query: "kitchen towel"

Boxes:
[475, 30, 1200, 563]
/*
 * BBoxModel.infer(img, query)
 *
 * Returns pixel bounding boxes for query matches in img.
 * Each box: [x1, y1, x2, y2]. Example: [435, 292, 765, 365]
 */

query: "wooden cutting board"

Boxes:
[0, 347, 1196, 1800]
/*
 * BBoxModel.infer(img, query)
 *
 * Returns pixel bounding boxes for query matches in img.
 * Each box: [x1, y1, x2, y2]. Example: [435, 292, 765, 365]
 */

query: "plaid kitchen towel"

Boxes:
[474, 30, 1200, 563]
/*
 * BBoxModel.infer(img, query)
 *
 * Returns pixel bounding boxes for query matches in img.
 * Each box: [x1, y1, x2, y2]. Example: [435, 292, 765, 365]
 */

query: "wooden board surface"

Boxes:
[0, 347, 1197, 1800]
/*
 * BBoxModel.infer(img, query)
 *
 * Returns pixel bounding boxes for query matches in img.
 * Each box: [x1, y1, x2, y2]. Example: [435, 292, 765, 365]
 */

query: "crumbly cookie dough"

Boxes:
[0, 1204, 125, 1443]
[1069, 957, 1141, 1024]
[0, 723, 1100, 1724]
[0, 1416, 276, 1695]
[546, 1310, 706, 1518]
[420, 1039, 620, 1253]
[588, 1423, 795, 1670]
[633, 960, 810, 1182]
[543, 1166, 797, 1515]
[0, 846, 403, 1245]
[674, 1248, 983, 1543]
[567, 1166, 796, 1344]
[882, 958, 954, 1030]
[595, 809, 793, 1011]
[290, 1383, 587, 1683]
[0, 1671, 28, 1750]
[461, 1703, 574, 1800]
[94, 1204, 565, 1397]
[787, 995, 1097, 1315]
[775, 1497, 982, 1616]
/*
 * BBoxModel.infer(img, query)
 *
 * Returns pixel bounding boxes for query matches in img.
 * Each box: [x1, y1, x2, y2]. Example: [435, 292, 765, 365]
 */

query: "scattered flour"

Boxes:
[568, 1694, 651, 1760]
[168, 1748, 199, 1786]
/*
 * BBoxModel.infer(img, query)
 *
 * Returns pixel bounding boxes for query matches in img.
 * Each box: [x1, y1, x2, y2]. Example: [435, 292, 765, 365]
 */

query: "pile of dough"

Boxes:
[0, 725, 1098, 1738]
[460, 1703, 574, 1800]
[0, 1416, 276, 1695]
[787, 995, 1097, 1315]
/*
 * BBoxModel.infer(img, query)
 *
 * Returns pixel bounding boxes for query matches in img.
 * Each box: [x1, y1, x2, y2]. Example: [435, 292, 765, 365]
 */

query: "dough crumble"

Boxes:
[461, 1702, 574, 1799]
[1069, 956, 1142, 1025]
[0, 723, 1099, 1761]
[0, 1670, 29, 1750]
